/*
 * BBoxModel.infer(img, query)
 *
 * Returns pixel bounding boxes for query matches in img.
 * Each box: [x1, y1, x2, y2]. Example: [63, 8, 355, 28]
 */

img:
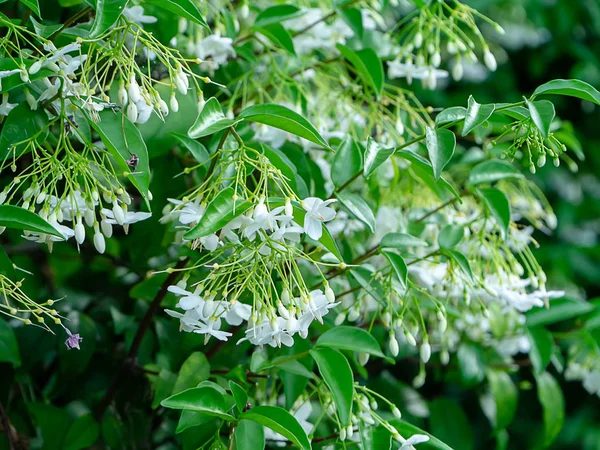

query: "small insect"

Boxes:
[104, 102, 122, 112]
[126, 153, 139, 170]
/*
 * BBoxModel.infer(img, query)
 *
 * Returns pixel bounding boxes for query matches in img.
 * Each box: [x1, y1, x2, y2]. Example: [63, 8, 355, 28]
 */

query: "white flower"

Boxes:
[399, 433, 430, 449]
[194, 318, 232, 343]
[168, 285, 203, 310]
[168, 198, 204, 224]
[301, 197, 336, 240]
[0, 94, 17, 116]
[196, 34, 236, 70]
[102, 208, 151, 226]
[123, 5, 158, 24]
[225, 301, 251, 326]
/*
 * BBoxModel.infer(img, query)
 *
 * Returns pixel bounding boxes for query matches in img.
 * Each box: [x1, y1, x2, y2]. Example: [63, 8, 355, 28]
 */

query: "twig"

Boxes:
[0, 402, 16, 450]
[94, 257, 189, 421]
[48, 6, 92, 41]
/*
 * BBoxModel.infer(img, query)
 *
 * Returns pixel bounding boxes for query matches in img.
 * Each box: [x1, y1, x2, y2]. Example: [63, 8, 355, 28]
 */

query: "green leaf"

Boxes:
[234, 420, 265, 450]
[425, 127, 456, 180]
[389, 418, 453, 450]
[526, 297, 591, 327]
[310, 347, 354, 427]
[525, 99, 555, 139]
[486, 370, 518, 431]
[184, 188, 253, 239]
[359, 423, 391, 450]
[337, 45, 383, 97]
[89, 0, 127, 39]
[254, 24, 296, 55]
[172, 133, 210, 166]
[144, 0, 209, 30]
[239, 406, 311, 450]
[380, 232, 429, 249]
[172, 352, 210, 394]
[438, 224, 464, 249]
[382, 251, 408, 289]
[335, 191, 375, 233]
[176, 411, 216, 434]
[0, 58, 53, 93]
[316, 326, 387, 359]
[188, 97, 241, 139]
[444, 249, 474, 281]
[255, 4, 303, 27]
[161, 387, 235, 421]
[462, 95, 495, 136]
[457, 343, 485, 387]
[478, 187, 511, 240]
[528, 327, 554, 375]
[536, 372, 565, 447]
[429, 398, 474, 450]
[152, 369, 177, 409]
[261, 144, 308, 198]
[30, 17, 63, 38]
[0, 103, 48, 160]
[331, 136, 362, 189]
[0, 317, 20, 367]
[435, 106, 466, 125]
[85, 109, 151, 208]
[229, 381, 248, 414]
[363, 137, 394, 178]
[468, 160, 524, 185]
[19, 0, 41, 18]
[64, 414, 100, 450]
[0, 246, 16, 279]
[0, 205, 63, 238]
[338, 7, 363, 39]
[532, 79, 600, 106]
[239, 104, 329, 149]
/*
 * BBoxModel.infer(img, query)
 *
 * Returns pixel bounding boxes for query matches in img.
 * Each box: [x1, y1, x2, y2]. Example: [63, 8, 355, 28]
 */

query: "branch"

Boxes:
[0, 402, 16, 450]
[94, 257, 189, 421]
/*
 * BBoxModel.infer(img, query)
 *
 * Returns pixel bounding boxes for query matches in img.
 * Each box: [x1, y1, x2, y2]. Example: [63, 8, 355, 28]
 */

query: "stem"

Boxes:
[0, 402, 16, 450]
[48, 6, 93, 41]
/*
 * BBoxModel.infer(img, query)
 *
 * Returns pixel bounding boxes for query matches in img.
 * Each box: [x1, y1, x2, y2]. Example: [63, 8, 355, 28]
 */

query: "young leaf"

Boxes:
[172, 133, 210, 166]
[382, 251, 408, 289]
[335, 191, 375, 232]
[161, 387, 236, 421]
[525, 99, 555, 138]
[425, 126, 456, 180]
[462, 95, 495, 136]
[254, 24, 296, 55]
[239, 104, 329, 149]
[255, 4, 303, 27]
[337, 45, 383, 97]
[486, 370, 518, 431]
[331, 136, 362, 189]
[229, 381, 248, 414]
[380, 232, 429, 249]
[172, 352, 210, 394]
[438, 224, 464, 249]
[239, 406, 311, 450]
[188, 97, 241, 139]
[536, 372, 565, 448]
[19, 0, 41, 18]
[0, 317, 21, 367]
[435, 106, 466, 125]
[316, 326, 387, 359]
[468, 160, 524, 185]
[478, 187, 511, 240]
[176, 411, 216, 434]
[363, 137, 394, 178]
[234, 420, 265, 450]
[89, 0, 127, 39]
[0, 205, 63, 238]
[184, 188, 253, 239]
[532, 78, 600, 106]
[144, 0, 210, 30]
[310, 347, 354, 427]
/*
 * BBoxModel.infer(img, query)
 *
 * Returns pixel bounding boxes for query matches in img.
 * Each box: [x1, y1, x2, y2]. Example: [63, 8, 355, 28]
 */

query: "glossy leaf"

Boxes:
[526, 99, 555, 138]
[0, 205, 63, 238]
[359, 423, 391, 450]
[536, 372, 565, 448]
[381, 232, 429, 249]
[255, 4, 303, 27]
[184, 188, 253, 239]
[532, 78, 600, 106]
[0, 58, 54, 93]
[188, 97, 241, 139]
[438, 224, 464, 249]
[444, 249, 474, 281]
[161, 386, 236, 421]
[435, 106, 466, 125]
[338, 7, 363, 39]
[229, 381, 248, 414]
[64, 414, 100, 450]
[382, 251, 408, 289]
[0, 103, 48, 160]
[172, 352, 210, 394]
[462, 95, 495, 136]
[176, 411, 216, 434]
[234, 419, 265, 450]
[145, 0, 209, 30]
[468, 160, 524, 185]
[0, 317, 20, 367]
[487, 370, 518, 431]
[528, 327, 554, 375]
[478, 187, 511, 240]
[429, 398, 474, 450]
[261, 144, 308, 198]
[19, 0, 41, 18]
[316, 326, 387, 358]
[89, 0, 127, 38]
[239, 406, 311, 450]
[239, 104, 329, 149]
[331, 136, 362, 189]
[363, 137, 394, 178]
[255, 23, 296, 55]
[336, 191, 375, 232]
[172, 133, 210, 166]
[337, 45, 383, 97]
[310, 347, 354, 426]
[425, 126, 456, 180]
[526, 296, 591, 327]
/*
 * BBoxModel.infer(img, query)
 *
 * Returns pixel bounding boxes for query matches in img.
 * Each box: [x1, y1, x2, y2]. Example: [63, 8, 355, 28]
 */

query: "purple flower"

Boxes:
[65, 329, 83, 350]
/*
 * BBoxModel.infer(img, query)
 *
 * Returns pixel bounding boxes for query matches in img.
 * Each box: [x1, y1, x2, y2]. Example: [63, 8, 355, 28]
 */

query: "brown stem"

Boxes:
[94, 257, 189, 421]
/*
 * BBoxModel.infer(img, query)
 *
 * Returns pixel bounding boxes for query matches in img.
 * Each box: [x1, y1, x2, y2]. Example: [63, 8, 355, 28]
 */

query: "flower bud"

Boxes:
[440, 349, 450, 365]
[537, 154, 546, 167]
[170, 93, 179, 113]
[431, 51, 441, 68]
[420, 339, 431, 363]
[325, 286, 335, 303]
[452, 60, 463, 81]
[392, 405, 402, 418]
[447, 41, 457, 55]
[389, 333, 399, 357]
[75, 217, 85, 245]
[483, 49, 497, 72]
[339, 427, 346, 441]
[112, 201, 125, 225]
[127, 102, 138, 123]
[29, 60, 43, 74]
[94, 226, 106, 254]
[128, 76, 140, 103]
[348, 307, 360, 322]
[285, 198, 293, 216]
[358, 352, 370, 366]
[101, 219, 113, 238]
[158, 98, 169, 116]
[281, 288, 290, 305]
[118, 81, 128, 106]
[334, 312, 346, 326]
[277, 301, 290, 319]
[346, 425, 353, 439]
[197, 91, 205, 113]
[414, 32, 423, 48]
[405, 330, 416, 347]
